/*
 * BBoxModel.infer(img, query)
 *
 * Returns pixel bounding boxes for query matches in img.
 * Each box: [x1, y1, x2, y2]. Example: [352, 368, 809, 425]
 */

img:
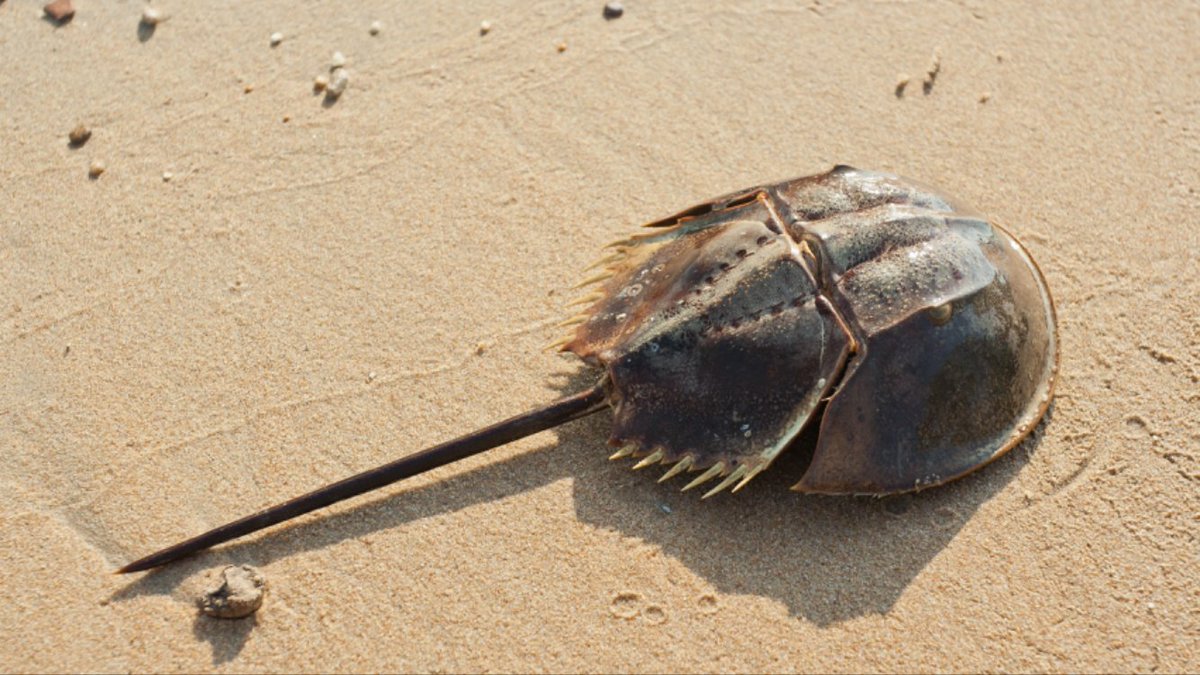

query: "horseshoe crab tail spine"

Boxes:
[116, 382, 610, 574]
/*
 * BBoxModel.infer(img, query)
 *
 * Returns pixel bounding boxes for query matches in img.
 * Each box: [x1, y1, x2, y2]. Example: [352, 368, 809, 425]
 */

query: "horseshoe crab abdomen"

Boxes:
[567, 205, 851, 490]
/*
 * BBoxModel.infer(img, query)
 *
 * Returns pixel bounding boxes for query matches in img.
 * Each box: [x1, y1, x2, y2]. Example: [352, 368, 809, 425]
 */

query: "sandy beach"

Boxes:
[1, 0, 1197, 671]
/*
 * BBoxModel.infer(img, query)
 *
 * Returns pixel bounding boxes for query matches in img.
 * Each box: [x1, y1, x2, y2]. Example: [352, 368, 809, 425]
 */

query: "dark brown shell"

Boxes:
[559, 165, 1057, 496]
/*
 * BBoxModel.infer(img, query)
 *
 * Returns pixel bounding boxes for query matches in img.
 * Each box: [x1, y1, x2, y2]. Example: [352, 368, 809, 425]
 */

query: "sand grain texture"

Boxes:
[1, 0, 1197, 672]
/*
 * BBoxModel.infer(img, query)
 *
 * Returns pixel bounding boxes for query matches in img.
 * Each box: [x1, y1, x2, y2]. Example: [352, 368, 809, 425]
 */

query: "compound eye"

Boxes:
[927, 302, 953, 326]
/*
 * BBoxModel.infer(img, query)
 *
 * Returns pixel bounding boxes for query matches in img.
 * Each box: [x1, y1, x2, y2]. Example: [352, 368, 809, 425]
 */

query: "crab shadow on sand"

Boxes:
[112, 367, 1047, 662]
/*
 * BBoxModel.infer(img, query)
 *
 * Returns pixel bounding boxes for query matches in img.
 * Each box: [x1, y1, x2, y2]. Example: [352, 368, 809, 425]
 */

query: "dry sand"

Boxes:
[2, 0, 1197, 672]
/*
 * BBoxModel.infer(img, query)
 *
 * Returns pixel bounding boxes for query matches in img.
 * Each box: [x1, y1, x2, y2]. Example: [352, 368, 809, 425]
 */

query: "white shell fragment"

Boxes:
[331, 51, 347, 69]
[269, 31, 283, 47]
[140, 6, 165, 26]
[326, 68, 349, 97]
[369, 20, 382, 36]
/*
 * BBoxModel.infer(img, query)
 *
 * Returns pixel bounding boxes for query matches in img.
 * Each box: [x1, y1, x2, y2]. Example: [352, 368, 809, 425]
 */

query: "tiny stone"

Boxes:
[369, 20, 382, 36]
[326, 68, 349, 97]
[556, 40, 567, 53]
[922, 49, 942, 95]
[313, 74, 329, 92]
[978, 91, 992, 103]
[68, 124, 91, 147]
[269, 31, 283, 47]
[479, 20, 492, 35]
[43, 0, 74, 22]
[243, 84, 254, 94]
[141, 6, 165, 26]
[198, 565, 266, 620]
[88, 160, 106, 178]
[603, 2, 624, 20]
[162, 171, 173, 182]
[331, 51, 347, 69]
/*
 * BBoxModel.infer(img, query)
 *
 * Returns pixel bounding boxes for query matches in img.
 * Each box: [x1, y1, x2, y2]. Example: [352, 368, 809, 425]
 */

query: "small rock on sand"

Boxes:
[326, 68, 349, 97]
[197, 564, 267, 619]
[88, 160, 106, 178]
[68, 124, 91, 147]
[43, 0, 74, 22]
[140, 6, 166, 26]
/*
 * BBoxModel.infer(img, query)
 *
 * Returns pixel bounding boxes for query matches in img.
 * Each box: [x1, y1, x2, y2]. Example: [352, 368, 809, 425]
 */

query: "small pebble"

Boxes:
[269, 31, 283, 47]
[326, 68, 349, 97]
[88, 160, 106, 179]
[369, 20, 382, 36]
[331, 51, 347, 69]
[43, 0, 74, 22]
[162, 171, 173, 182]
[556, 40, 568, 53]
[978, 91, 992, 104]
[140, 6, 165, 26]
[243, 84, 254, 94]
[313, 74, 329, 92]
[479, 20, 492, 35]
[922, 49, 942, 95]
[68, 124, 91, 147]
[603, 2, 624, 20]
[198, 565, 266, 620]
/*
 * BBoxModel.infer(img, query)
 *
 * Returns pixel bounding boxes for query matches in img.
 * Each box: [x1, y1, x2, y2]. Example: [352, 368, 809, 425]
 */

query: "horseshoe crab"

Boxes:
[118, 165, 1057, 574]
